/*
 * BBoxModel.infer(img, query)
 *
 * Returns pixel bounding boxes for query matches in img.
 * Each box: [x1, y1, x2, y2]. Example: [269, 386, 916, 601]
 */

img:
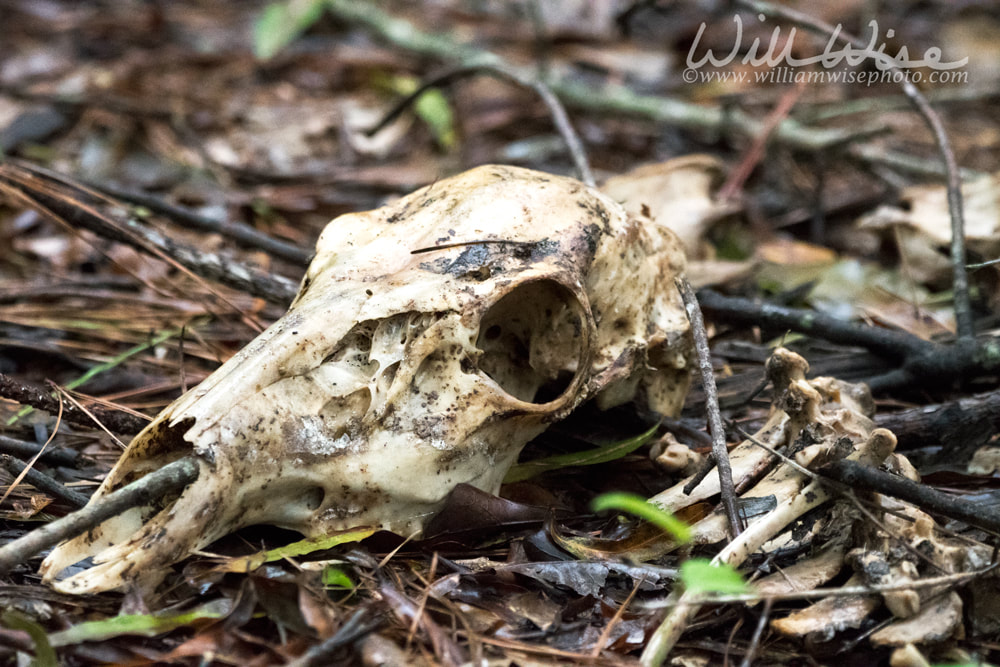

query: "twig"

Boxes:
[590, 575, 644, 658]
[718, 80, 808, 201]
[0, 399, 61, 509]
[641, 566, 996, 608]
[0, 455, 90, 509]
[738, 0, 974, 340]
[3, 324, 182, 427]
[968, 257, 1000, 270]
[695, 289, 1000, 392]
[0, 161, 298, 307]
[0, 373, 147, 435]
[819, 459, 1000, 535]
[405, 553, 437, 649]
[681, 454, 717, 496]
[739, 598, 772, 667]
[284, 607, 382, 667]
[51, 383, 127, 451]
[0, 457, 200, 576]
[0, 435, 77, 468]
[378, 579, 464, 667]
[874, 386, 1000, 449]
[848, 143, 982, 180]
[675, 277, 743, 538]
[87, 181, 311, 267]
[369, 63, 594, 186]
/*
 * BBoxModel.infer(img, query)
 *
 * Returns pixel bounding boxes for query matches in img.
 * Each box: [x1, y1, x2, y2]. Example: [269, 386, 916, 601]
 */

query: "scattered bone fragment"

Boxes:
[889, 644, 932, 667]
[968, 444, 1000, 474]
[769, 574, 882, 640]
[648, 348, 817, 514]
[650, 432, 703, 475]
[650, 349, 887, 551]
[639, 347, 994, 663]
[642, 349, 899, 665]
[871, 592, 964, 647]
[752, 536, 850, 598]
[41, 165, 693, 593]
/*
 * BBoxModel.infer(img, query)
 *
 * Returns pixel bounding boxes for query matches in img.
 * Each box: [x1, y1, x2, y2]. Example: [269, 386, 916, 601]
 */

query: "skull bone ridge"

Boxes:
[42, 164, 692, 593]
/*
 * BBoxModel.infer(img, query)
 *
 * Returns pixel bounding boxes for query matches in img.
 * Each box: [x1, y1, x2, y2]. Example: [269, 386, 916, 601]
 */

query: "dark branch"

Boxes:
[819, 458, 1000, 535]
[0, 373, 147, 435]
[0, 457, 200, 576]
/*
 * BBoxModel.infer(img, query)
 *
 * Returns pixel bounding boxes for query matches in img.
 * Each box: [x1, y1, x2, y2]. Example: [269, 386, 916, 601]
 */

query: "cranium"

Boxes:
[42, 165, 692, 593]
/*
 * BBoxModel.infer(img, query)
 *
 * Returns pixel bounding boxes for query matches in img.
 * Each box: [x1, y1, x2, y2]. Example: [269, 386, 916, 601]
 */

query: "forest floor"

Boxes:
[1, 1, 999, 665]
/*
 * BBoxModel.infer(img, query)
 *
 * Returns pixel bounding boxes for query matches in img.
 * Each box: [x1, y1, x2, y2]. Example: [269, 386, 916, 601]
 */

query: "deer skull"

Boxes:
[42, 165, 692, 593]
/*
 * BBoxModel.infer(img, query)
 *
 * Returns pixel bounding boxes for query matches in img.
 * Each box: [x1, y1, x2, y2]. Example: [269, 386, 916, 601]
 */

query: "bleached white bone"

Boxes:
[42, 165, 693, 593]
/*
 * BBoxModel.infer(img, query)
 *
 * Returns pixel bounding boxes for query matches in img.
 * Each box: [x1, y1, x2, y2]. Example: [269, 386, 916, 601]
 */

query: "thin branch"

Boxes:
[0, 161, 298, 307]
[675, 277, 743, 538]
[591, 575, 644, 658]
[0, 455, 90, 509]
[718, 80, 808, 201]
[681, 454, 718, 496]
[820, 459, 1000, 535]
[875, 386, 1000, 449]
[0, 399, 62, 509]
[284, 607, 382, 667]
[0, 457, 200, 576]
[739, 598, 772, 667]
[87, 181, 311, 267]
[368, 63, 594, 187]
[968, 257, 1000, 270]
[640, 565, 996, 608]
[695, 289, 1000, 392]
[0, 435, 78, 468]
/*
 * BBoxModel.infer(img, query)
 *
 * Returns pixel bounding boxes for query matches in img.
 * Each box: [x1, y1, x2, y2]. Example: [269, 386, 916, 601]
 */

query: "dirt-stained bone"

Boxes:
[42, 165, 692, 593]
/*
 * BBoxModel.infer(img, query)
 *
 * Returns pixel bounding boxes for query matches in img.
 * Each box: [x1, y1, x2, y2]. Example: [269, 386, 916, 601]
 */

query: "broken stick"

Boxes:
[0, 457, 199, 577]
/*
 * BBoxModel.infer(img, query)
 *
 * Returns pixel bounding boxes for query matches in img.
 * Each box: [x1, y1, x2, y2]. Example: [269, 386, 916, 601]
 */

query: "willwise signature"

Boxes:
[687, 14, 968, 71]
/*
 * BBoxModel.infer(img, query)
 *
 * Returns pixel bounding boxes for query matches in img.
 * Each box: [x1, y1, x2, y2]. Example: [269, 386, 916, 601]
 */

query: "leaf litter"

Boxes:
[1, 1, 999, 665]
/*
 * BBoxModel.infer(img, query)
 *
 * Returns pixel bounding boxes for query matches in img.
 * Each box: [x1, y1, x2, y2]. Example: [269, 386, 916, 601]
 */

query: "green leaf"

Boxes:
[1, 610, 58, 667]
[590, 491, 692, 543]
[413, 88, 457, 150]
[378, 74, 457, 150]
[7, 320, 205, 426]
[254, 0, 327, 60]
[219, 527, 375, 573]
[263, 527, 375, 560]
[47, 599, 231, 647]
[679, 559, 749, 595]
[321, 564, 355, 589]
[505, 423, 658, 483]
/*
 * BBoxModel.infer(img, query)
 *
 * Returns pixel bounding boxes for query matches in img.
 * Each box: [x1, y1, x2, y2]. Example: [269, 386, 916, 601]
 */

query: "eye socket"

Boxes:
[476, 279, 587, 405]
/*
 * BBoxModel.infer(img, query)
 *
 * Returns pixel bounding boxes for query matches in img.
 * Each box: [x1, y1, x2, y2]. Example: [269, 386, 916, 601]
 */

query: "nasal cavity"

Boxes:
[301, 485, 325, 511]
[476, 279, 586, 404]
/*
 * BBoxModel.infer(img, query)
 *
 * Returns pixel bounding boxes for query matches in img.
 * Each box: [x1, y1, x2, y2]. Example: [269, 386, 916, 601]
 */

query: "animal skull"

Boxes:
[42, 165, 692, 593]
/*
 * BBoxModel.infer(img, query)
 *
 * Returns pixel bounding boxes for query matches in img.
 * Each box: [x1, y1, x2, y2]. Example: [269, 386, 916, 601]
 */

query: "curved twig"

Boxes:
[738, 0, 974, 340]
[367, 63, 594, 187]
